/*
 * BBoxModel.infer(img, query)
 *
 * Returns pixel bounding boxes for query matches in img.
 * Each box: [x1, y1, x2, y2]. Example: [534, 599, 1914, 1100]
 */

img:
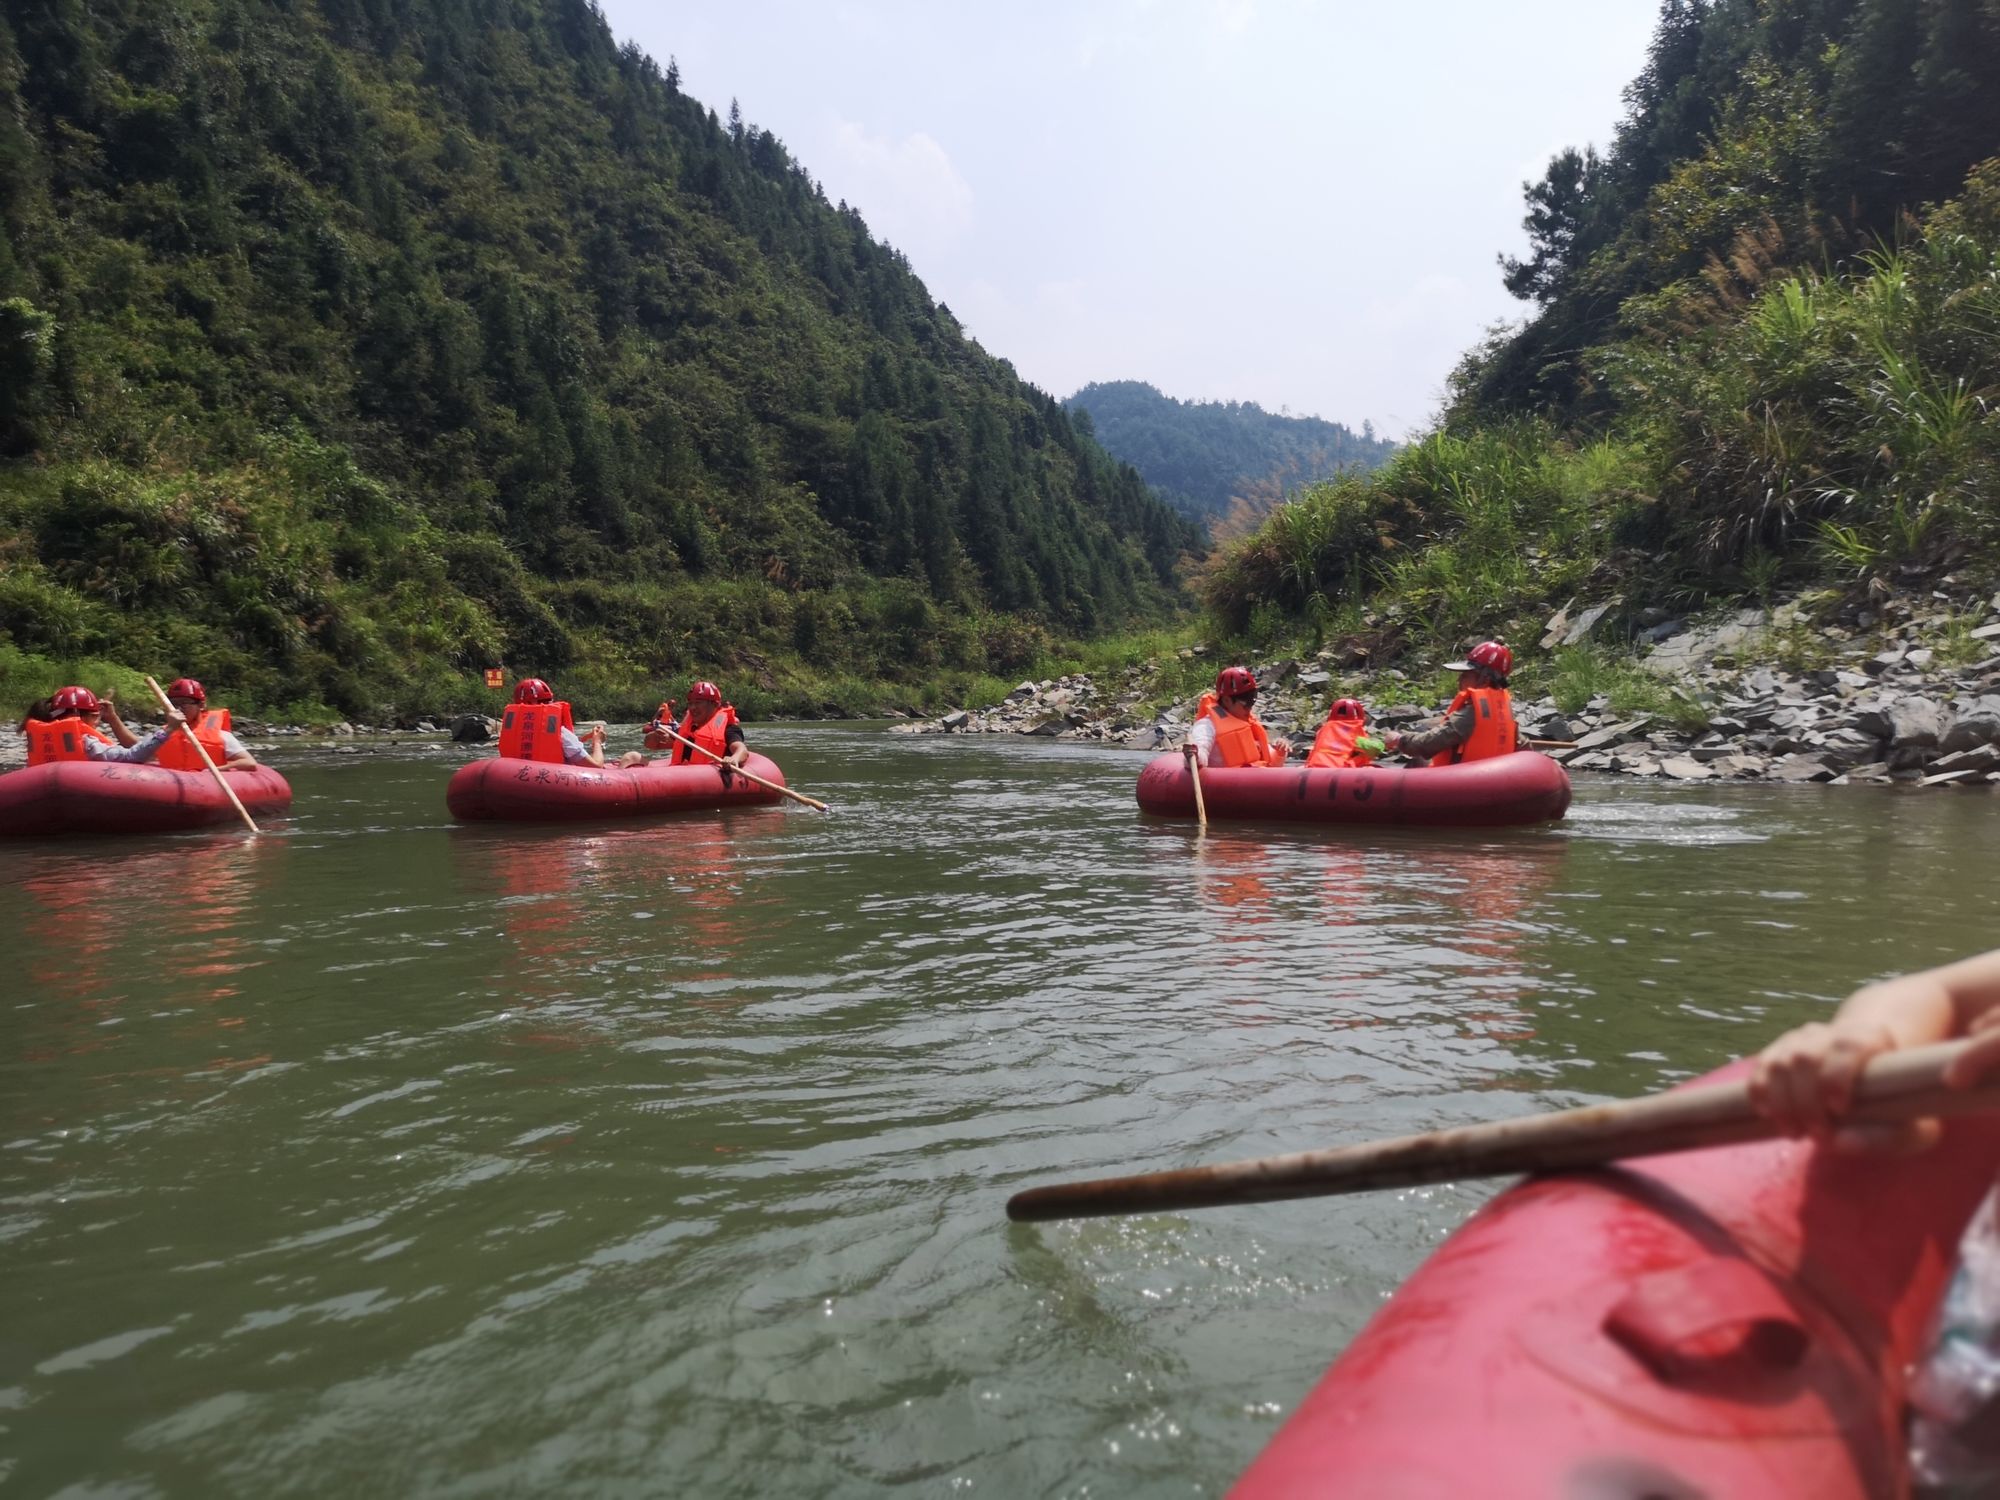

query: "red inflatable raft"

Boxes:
[446, 752, 788, 822]
[0, 761, 293, 836]
[1135, 750, 1570, 828]
[1233, 1063, 2000, 1498]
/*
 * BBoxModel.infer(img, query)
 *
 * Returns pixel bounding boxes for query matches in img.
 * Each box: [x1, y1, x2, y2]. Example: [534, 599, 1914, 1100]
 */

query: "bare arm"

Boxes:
[101, 698, 139, 748]
[1750, 950, 2000, 1137]
[560, 725, 607, 769]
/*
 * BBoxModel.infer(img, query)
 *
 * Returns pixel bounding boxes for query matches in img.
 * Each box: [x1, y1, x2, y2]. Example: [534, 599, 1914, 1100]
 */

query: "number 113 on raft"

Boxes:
[1134, 750, 1571, 829]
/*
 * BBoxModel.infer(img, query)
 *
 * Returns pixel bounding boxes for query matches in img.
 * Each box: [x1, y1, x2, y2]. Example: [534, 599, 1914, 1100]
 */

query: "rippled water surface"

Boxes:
[5, 728, 1998, 1497]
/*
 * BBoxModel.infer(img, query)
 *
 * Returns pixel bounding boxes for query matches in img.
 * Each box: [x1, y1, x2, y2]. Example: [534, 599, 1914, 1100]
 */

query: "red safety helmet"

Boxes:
[51, 685, 100, 716]
[687, 680, 722, 704]
[1214, 666, 1259, 700]
[1327, 697, 1367, 721]
[165, 677, 206, 702]
[1445, 640, 1514, 678]
[513, 678, 555, 704]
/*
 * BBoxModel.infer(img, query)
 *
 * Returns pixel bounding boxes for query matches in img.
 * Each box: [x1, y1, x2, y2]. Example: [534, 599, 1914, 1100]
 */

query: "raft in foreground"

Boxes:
[1135, 749, 1570, 828]
[1231, 1062, 2000, 1498]
[0, 761, 293, 836]
[446, 753, 788, 822]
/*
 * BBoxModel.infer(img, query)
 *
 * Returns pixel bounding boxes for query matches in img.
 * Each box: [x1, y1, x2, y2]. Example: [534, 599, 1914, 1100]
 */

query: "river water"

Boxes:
[4, 727, 1997, 1497]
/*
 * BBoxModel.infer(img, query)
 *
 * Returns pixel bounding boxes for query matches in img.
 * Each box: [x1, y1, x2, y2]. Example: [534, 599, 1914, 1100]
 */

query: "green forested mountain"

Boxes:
[1211, 0, 2000, 646]
[1465, 0, 2000, 420]
[0, 0, 1202, 717]
[1064, 381, 1396, 535]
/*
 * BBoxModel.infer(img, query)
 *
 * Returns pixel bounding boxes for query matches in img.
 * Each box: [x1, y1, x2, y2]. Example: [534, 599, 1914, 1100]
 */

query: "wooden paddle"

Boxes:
[146, 675, 258, 834]
[1185, 741, 1207, 829]
[1005, 1036, 2000, 1222]
[654, 723, 828, 811]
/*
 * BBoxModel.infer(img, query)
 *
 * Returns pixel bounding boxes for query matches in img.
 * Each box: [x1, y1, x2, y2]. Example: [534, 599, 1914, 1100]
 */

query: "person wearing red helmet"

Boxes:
[498, 679, 605, 766]
[156, 678, 260, 773]
[1183, 666, 1291, 769]
[1384, 640, 1520, 765]
[663, 680, 747, 773]
[20, 685, 188, 766]
[17, 687, 138, 747]
[1304, 697, 1382, 770]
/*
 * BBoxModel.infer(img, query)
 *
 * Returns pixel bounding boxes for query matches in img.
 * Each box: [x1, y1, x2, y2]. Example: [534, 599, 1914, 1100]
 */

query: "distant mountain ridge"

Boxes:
[1064, 381, 1398, 536]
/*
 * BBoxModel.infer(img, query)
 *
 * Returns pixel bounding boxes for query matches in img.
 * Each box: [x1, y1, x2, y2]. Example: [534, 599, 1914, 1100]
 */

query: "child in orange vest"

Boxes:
[1305, 698, 1386, 769]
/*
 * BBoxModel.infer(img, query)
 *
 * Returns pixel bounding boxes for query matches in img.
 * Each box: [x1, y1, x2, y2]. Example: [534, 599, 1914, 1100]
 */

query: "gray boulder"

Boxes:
[1257, 659, 1300, 688]
[1571, 716, 1655, 753]
[1940, 697, 2000, 754]
[1888, 699, 1949, 749]
[1521, 713, 1572, 743]
[1770, 753, 1837, 783]
[1659, 756, 1715, 780]
[1817, 728, 1884, 772]
[1561, 600, 1621, 647]
[1709, 753, 1767, 778]
[1929, 745, 2000, 776]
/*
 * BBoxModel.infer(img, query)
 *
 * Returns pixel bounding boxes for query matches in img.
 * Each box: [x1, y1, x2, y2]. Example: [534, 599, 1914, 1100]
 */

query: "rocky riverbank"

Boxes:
[897, 586, 2000, 789]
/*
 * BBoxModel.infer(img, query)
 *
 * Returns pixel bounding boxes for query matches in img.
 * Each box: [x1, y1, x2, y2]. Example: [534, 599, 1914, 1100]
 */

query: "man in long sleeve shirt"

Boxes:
[1383, 641, 1519, 766]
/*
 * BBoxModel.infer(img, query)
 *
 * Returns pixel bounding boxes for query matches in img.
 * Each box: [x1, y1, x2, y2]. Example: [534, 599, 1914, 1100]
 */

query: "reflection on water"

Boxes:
[3, 736, 1998, 1497]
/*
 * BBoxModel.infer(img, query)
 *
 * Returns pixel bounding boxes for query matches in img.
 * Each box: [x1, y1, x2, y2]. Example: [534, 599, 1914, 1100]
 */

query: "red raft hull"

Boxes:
[1233, 1065, 2000, 1499]
[1135, 750, 1570, 828]
[446, 752, 788, 822]
[0, 761, 293, 836]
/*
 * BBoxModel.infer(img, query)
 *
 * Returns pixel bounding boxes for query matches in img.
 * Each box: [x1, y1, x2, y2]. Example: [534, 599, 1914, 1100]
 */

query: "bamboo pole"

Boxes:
[1186, 743, 1207, 829]
[1005, 1037, 2000, 1222]
[654, 723, 828, 811]
[145, 675, 258, 834]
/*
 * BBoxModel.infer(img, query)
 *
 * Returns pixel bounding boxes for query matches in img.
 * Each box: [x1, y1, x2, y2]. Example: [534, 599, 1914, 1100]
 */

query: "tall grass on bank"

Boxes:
[1203, 422, 1651, 642]
[1519, 646, 1711, 733]
[1207, 162, 2000, 659]
[1616, 166, 2000, 577]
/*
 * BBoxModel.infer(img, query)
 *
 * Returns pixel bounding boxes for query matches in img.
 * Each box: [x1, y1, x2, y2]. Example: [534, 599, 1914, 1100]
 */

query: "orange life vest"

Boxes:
[24, 717, 110, 765]
[497, 700, 574, 763]
[674, 704, 739, 763]
[1430, 686, 1518, 766]
[155, 708, 232, 773]
[1306, 717, 1374, 770]
[1203, 706, 1285, 769]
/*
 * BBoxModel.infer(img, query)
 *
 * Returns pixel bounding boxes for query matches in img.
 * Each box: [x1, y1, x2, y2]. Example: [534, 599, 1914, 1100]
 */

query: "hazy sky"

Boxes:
[595, 2, 1661, 439]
